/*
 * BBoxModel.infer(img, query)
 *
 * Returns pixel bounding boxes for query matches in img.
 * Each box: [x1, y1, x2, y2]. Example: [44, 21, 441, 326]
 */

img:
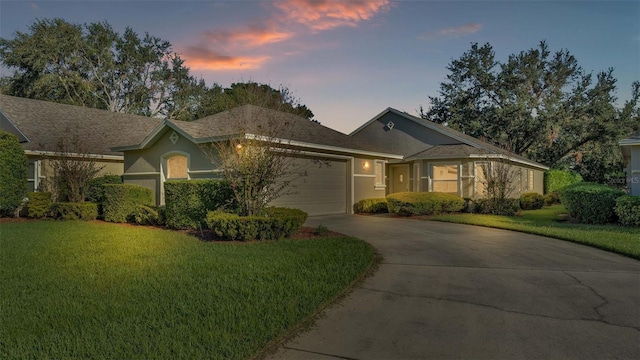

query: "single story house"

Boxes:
[111, 105, 402, 216]
[0, 95, 161, 192]
[350, 108, 548, 199]
[2, 95, 549, 215]
[619, 133, 640, 196]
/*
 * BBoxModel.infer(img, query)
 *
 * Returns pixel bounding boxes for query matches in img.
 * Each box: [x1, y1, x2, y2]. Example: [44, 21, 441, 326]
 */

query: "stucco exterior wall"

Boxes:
[353, 156, 387, 202]
[27, 155, 123, 192]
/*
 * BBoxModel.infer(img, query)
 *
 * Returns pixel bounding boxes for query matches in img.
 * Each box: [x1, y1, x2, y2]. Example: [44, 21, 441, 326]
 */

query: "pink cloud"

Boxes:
[273, 0, 391, 31]
[181, 47, 270, 71]
[29, 2, 39, 10]
[420, 23, 483, 40]
[203, 25, 293, 47]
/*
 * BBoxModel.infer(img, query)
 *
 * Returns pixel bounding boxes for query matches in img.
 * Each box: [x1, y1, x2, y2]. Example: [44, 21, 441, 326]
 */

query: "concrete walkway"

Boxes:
[268, 215, 640, 360]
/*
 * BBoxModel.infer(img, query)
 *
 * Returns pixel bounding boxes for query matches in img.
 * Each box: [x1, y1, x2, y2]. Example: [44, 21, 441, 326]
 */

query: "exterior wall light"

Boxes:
[363, 161, 370, 170]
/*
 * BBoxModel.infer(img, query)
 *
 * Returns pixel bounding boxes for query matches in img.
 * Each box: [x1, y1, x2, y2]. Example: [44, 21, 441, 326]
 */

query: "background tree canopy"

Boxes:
[422, 41, 639, 183]
[0, 18, 315, 122]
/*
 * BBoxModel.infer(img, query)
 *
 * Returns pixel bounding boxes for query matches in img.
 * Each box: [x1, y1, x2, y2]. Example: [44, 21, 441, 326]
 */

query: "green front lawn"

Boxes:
[431, 205, 640, 259]
[0, 221, 375, 359]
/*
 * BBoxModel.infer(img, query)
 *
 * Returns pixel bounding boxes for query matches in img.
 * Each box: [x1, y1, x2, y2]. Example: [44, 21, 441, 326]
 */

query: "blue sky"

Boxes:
[1, 0, 639, 134]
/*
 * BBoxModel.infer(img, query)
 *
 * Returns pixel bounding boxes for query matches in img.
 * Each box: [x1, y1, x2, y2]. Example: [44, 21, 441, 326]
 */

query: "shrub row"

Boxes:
[472, 198, 521, 216]
[386, 192, 464, 216]
[85, 175, 123, 203]
[353, 198, 388, 214]
[544, 169, 583, 194]
[520, 192, 544, 210]
[102, 184, 154, 223]
[205, 207, 307, 241]
[164, 180, 234, 229]
[614, 195, 640, 227]
[49, 202, 98, 221]
[27, 192, 52, 218]
[559, 182, 625, 224]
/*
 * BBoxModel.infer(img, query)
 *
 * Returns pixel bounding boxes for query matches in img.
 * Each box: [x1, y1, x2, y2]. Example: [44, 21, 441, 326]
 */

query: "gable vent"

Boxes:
[386, 121, 395, 130]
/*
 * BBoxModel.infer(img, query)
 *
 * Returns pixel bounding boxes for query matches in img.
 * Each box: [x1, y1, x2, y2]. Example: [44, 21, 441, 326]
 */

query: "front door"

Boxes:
[390, 164, 410, 193]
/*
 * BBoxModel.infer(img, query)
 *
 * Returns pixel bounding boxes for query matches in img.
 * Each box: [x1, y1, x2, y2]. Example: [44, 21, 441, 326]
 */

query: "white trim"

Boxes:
[123, 172, 161, 176]
[272, 148, 354, 160]
[188, 169, 222, 174]
[354, 174, 376, 178]
[24, 150, 123, 161]
[350, 157, 355, 215]
[632, 170, 640, 174]
[245, 133, 403, 159]
[160, 151, 192, 205]
[619, 138, 640, 146]
[374, 160, 386, 187]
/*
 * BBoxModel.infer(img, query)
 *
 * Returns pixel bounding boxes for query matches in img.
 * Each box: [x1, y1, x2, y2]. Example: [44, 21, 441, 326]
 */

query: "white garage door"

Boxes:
[271, 157, 348, 216]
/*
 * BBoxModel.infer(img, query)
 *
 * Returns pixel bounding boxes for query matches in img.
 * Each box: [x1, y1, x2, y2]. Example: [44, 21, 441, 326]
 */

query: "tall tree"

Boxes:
[422, 41, 639, 182]
[0, 18, 202, 118]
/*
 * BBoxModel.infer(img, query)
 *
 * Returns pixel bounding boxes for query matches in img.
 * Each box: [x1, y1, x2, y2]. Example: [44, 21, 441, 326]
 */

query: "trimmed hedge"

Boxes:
[614, 195, 640, 227]
[386, 192, 464, 216]
[0, 131, 28, 216]
[164, 180, 234, 230]
[50, 202, 98, 221]
[129, 205, 160, 226]
[205, 207, 308, 241]
[544, 169, 583, 194]
[102, 184, 154, 223]
[544, 191, 560, 206]
[27, 192, 52, 218]
[520, 192, 544, 210]
[474, 198, 521, 216]
[85, 175, 123, 203]
[353, 198, 388, 214]
[558, 182, 624, 224]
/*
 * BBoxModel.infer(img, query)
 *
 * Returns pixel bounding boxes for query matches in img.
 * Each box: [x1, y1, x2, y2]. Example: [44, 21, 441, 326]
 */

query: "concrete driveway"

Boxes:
[268, 215, 640, 360]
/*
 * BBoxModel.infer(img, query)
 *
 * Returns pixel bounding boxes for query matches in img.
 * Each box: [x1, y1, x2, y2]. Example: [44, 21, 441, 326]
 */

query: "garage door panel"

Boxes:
[271, 157, 347, 216]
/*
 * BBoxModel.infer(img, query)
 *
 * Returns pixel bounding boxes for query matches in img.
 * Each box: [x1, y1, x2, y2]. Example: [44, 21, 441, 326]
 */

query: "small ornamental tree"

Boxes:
[201, 95, 322, 217]
[50, 133, 104, 202]
[0, 130, 28, 216]
[479, 158, 520, 215]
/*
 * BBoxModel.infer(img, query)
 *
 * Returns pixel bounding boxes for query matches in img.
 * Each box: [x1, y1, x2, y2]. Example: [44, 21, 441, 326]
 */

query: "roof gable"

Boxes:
[352, 107, 548, 169]
[115, 105, 402, 159]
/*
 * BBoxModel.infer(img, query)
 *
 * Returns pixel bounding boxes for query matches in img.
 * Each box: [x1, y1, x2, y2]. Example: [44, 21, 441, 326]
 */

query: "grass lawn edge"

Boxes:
[428, 213, 640, 261]
[255, 242, 382, 359]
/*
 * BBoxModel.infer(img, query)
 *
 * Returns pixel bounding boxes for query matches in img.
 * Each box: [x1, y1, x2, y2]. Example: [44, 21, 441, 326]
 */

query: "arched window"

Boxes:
[166, 155, 188, 179]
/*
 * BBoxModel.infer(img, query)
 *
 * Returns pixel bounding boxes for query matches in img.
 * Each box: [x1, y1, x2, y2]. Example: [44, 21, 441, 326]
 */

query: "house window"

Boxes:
[528, 170, 534, 191]
[375, 160, 385, 187]
[167, 155, 188, 179]
[432, 164, 459, 194]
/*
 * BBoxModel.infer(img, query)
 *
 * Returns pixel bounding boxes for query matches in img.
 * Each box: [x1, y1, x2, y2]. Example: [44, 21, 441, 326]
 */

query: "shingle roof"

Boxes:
[166, 104, 398, 156]
[0, 95, 163, 156]
[353, 108, 548, 169]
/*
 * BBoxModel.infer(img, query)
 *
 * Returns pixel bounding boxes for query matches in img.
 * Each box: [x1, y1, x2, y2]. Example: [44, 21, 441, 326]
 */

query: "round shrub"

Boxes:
[520, 192, 544, 210]
[386, 192, 464, 216]
[129, 205, 159, 226]
[474, 198, 521, 216]
[205, 207, 308, 241]
[544, 191, 560, 206]
[0, 131, 28, 217]
[353, 198, 388, 214]
[164, 180, 234, 229]
[558, 182, 624, 224]
[50, 202, 98, 221]
[27, 192, 52, 218]
[614, 195, 640, 227]
[544, 169, 583, 194]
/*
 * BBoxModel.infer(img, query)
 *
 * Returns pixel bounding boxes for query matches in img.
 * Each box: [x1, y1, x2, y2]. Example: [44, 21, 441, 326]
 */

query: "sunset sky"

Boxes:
[1, 0, 639, 134]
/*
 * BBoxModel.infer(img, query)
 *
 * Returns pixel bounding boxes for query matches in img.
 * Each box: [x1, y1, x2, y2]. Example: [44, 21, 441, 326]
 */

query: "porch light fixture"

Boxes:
[235, 144, 243, 150]
[362, 161, 370, 170]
